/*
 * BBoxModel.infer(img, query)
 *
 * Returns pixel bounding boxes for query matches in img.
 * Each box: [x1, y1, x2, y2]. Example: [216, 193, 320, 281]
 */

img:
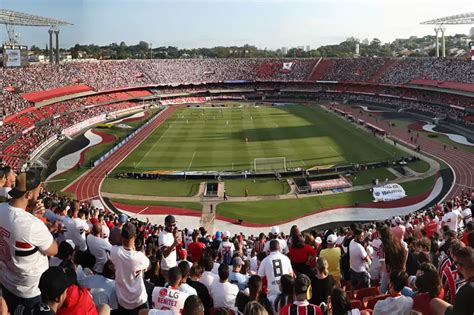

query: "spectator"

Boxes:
[349, 228, 370, 290]
[33, 266, 70, 315]
[177, 261, 198, 296]
[263, 227, 288, 254]
[229, 257, 248, 290]
[110, 223, 150, 314]
[187, 264, 212, 315]
[80, 260, 118, 311]
[199, 256, 218, 292]
[159, 215, 181, 281]
[258, 240, 294, 302]
[0, 171, 58, 314]
[210, 264, 239, 310]
[243, 301, 269, 315]
[287, 233, 316, 277]
[279, 274, 323, 315]
[412, 263, 442, 315]
[187, 232, 205, 264]
[309, 257, 335, 306]
[87, 224, 112, 274]
[217, 231, 235, 265]
[236, 275, 273, 315]
[151, 267, 190, 315]
[319, 234, 342, 284]
[329, 288, 361, 315]
[273, 275, 294, 314]
[50, 240, 75, 267]
[373, 271, 413, 315]
[430, 246, 474, 315]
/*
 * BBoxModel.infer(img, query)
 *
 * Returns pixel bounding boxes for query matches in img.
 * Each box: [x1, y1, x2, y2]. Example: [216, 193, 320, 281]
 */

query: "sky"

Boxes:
[1, 0, 473, 50]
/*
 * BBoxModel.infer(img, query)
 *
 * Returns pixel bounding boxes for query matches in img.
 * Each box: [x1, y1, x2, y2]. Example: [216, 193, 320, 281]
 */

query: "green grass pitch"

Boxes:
[111, 104, 406, 174]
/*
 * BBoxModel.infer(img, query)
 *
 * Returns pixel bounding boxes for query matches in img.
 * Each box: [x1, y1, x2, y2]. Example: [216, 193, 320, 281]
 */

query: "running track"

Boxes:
[65, 106, 177, 201]
[65, 104, 473, 204]
[335, 105, 473, 199]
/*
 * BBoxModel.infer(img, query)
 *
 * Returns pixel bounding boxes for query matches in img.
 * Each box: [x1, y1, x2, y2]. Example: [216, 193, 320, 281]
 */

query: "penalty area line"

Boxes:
[188, 151, 197, 170]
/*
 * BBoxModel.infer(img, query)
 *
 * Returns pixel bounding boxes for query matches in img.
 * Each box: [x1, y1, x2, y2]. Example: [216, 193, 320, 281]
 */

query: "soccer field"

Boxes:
[112, 104, 405, 173]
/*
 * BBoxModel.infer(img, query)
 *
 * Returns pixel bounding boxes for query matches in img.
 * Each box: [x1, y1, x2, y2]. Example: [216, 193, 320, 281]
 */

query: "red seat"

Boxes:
[365, 294, 391, 310]
[355, 287, 380, 301]
[350, 299, 364, 310]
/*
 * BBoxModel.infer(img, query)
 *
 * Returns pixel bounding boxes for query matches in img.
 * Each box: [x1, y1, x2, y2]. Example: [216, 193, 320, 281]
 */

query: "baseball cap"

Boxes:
[315, 237, 322, 244]
[121, 222, 137, 240]
[8, 171, 41, 199]
[327, 234, 337, 245]
[294, 274, 312, 295]
[232, 257, 245, 266]
[165, 215, 176, 224]
[215, 231, 222, 241]
[39, 266, 70, 301]
[224, 231, 231, 238]
[118, 214, 128, 224]
[270, 226, 280, 235]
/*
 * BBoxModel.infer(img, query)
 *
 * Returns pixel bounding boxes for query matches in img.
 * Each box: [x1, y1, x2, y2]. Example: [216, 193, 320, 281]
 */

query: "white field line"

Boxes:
[136, 122, 174, 168]
[137, 207, 149, 215]
[188, 151, 197, 170]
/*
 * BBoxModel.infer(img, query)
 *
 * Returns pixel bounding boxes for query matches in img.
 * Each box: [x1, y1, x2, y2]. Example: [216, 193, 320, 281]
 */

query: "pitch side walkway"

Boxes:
[335, 105, 473, 199]
[64, 107, 177, 201]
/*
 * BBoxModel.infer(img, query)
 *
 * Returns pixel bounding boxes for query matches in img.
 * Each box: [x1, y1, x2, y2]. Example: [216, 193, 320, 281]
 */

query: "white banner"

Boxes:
[372, 183, 406, 202]
[5, 49, 21, 67]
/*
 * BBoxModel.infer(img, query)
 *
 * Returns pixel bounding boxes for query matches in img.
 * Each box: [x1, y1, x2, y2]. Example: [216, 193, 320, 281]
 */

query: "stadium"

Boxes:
[0, 4, 473, 315]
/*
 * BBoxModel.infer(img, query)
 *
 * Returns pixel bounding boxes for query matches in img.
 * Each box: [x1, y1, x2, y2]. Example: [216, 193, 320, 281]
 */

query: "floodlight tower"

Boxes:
[421, 12, 474, 58]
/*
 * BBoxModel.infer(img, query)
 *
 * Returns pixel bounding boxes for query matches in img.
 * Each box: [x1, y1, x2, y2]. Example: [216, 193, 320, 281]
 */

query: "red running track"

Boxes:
[65, 106, 176, 201]
[335, 105, 474, 199]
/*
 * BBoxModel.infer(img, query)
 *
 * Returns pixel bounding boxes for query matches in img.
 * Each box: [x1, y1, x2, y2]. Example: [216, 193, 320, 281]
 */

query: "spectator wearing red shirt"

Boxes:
[188, 232, 206, 263]
[424, 212, 439, 239]
[413, 263, 444, 315]
[462, 222, 473, 246]
[287, 234, 316, 277]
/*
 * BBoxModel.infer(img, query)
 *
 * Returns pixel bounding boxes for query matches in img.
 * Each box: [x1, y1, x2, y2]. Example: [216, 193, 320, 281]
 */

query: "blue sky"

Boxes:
[1, 0, 473, 49]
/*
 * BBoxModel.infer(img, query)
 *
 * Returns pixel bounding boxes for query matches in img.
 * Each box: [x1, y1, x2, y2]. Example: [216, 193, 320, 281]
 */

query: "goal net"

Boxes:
[253, 157, 287, 173]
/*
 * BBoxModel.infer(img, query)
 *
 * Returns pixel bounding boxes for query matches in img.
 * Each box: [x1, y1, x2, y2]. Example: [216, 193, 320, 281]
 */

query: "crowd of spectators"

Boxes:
[0, 168, 473, 315]
[322, 58, 387, 83]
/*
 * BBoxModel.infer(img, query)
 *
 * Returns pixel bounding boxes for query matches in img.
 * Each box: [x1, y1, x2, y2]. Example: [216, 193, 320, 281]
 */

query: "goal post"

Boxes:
[253, 157, 287, 173]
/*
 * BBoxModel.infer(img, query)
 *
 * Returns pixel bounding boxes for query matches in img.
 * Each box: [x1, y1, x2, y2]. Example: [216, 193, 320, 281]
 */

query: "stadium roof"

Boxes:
[0, 9, 72, 27]
[421, 12, 474, 25]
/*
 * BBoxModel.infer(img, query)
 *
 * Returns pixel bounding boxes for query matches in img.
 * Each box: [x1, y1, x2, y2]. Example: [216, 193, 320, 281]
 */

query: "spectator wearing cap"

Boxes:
[229, 257, 248, 290]
[279, 274, 323, 315]
[110, 222, 150, 314]
[263, 226, 288, 255]
[218, 231, 235, 265]
[87, 223, 112, 274]
[110, 214, 128, 246]
[33, 266, 70, 314]
[0, 171, 58, 314]
[319, 234, 342, 284]
[210, 264, 239, 310]
[159, 215, 181, 281]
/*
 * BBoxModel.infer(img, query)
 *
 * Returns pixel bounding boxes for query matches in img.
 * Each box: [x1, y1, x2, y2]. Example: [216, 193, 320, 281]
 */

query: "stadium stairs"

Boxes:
[369, 59, 397, 83]
[307, 58, 334, 81]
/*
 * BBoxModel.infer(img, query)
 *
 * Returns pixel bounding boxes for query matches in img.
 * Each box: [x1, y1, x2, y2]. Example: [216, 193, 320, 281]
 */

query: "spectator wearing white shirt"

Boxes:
[258, 240, 294, 302]
[0, 171, 58, 314]
[87, 223, 112, 274]
[461, 202, 472, 225]
[349, 228, 370, 290]
[69, 208, 90, 252]
[263, 226, 288, 254]
[110, 222, 150, 314]
[210, 264, 239, 310]
[152, 267, 190, 315]
[373, 271, 413, 315]
[442, 204, 459, 234]
[199, 256, 218, 292]
[218, 231, 235, 265]
[159, 215, 181, 282]
[80, 260, 118, 310]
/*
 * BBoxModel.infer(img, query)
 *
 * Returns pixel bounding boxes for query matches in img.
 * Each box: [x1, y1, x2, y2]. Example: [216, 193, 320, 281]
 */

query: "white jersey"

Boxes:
[0, 203, 54, 298]
[152, 286, 190, 315]
[218, 240, 235, 264]
[110, 245, 150, 310]
[66, 217, 90, 251]
[87, 234, 112, 273]
[442, 211, 458, 232]
[159, 230, 177, 270]
[257, 251, 293, 299]
[462, 208, 472, 223]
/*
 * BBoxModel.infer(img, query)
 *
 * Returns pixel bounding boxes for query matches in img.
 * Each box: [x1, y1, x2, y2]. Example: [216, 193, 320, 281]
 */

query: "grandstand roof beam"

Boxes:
[421, 12, 474, 25]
